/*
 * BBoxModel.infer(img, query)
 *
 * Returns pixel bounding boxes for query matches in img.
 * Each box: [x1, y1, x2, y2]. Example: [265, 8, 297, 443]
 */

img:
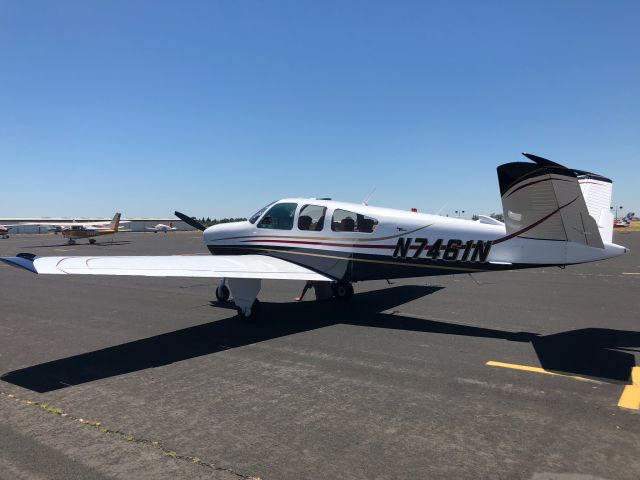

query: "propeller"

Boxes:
[174, 211, 207, 231]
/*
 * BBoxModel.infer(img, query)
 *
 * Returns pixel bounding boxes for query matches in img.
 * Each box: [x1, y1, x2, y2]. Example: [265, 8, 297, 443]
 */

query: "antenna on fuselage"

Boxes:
[362, 187, 376, 206]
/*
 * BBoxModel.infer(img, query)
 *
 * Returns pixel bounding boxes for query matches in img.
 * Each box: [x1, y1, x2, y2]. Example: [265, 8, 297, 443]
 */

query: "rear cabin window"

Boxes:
[298, 205, 327, 231]
[331, 209, 379, 233]
[257, 202, 297, 230]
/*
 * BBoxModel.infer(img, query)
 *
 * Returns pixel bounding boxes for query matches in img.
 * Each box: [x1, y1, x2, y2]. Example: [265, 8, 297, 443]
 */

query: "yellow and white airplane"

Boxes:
[59, 213, 125, 245]
[0, 154, 629, 320]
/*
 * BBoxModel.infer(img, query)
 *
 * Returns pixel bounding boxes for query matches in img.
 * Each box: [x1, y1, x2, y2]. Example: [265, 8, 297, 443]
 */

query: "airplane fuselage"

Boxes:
[62, 226, 117, 241]
[203, 198, 627, 282]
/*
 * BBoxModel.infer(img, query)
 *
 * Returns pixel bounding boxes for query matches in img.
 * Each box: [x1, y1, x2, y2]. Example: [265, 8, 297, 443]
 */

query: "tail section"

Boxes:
[497, 153, 604, 249]
[109, 213, 121, 231]
[576, 171, 614, 243]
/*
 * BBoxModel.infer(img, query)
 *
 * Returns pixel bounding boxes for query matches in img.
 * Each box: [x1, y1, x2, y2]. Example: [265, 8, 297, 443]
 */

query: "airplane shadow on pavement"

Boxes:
[19, 240, 132, 248]
[2, 285, 638, 392]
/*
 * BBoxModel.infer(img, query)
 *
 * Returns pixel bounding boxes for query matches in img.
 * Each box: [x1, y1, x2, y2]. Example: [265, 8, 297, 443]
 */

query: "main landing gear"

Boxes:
[215, 284, 230, 302]
[215, 278, 262, 321]
[89, 239, 97, 245]
[332, 281, 354, 301]
[216, 279, 355, 322]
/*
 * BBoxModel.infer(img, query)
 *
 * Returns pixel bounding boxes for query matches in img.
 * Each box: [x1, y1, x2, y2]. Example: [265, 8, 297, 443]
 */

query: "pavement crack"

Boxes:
[0, 390, 262, 480]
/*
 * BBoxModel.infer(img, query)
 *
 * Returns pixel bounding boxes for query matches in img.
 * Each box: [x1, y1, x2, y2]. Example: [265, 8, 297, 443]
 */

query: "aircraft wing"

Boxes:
[17, 220, 131, 227]
[0, 254, 332, 281]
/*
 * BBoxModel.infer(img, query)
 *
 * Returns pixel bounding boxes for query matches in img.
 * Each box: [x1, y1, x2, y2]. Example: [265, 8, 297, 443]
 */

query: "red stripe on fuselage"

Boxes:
[492, 195, 579, 245]
[239, 239, 483, 250]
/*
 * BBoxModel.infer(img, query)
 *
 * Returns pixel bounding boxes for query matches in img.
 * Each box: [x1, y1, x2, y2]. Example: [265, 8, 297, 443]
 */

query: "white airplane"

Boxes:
[0, 225, 12, 239]
[614, 212, 635, 228]
[146, 223, 177, 233]
[0, 154, 629, 321]
[18, 216, 131, 234]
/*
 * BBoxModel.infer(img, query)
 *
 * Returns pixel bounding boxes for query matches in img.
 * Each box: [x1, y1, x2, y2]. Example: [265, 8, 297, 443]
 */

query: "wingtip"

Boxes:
[0, 254, 39, 273]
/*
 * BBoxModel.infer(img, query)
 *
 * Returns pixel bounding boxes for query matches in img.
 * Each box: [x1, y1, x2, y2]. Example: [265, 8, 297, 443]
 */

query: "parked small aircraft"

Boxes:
[61, 213, 124, 244]
[1, 154, 629, 320]
[614, 212, 635, 228]
[0, 225, 12, 239]
[146, 223, 177, 233]
[18, 216, 131, 234]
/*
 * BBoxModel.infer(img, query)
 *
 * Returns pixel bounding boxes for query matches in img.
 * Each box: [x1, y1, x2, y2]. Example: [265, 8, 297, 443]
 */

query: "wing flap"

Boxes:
[0, 254, 331, 281]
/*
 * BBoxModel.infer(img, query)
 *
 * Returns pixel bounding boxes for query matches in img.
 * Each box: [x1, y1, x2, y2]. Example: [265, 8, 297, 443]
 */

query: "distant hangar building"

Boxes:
[0, 217, 198, 234]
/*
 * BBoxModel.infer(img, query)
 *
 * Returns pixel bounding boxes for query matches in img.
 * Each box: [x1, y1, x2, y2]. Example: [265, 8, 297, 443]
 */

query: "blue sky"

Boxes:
[1, 0, 638, 218]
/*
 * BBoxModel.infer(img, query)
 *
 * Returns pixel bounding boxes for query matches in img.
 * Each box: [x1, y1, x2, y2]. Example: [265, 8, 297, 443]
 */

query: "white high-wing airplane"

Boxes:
[19, 216, 131, 234]
[0, 154, 629, 320]
[146, 223, 177, 233]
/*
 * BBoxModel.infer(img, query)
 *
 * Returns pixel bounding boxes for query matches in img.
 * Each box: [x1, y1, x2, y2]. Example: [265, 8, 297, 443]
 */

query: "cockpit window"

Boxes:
[249, 201, 276, 224]
[331, 209, 379, 233]
[257, 202, 298, 230]
[298, 205, 327, 231]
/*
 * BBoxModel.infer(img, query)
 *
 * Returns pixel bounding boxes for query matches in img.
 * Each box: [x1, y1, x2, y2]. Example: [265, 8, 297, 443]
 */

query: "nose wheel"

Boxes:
[332, 281, 354, 301]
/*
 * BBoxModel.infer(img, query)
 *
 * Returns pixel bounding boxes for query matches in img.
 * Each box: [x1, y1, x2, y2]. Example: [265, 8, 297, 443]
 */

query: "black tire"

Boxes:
[89, 239, 97, 245]
[333, 281, 354, 301]
[237, 299, 261, 322]
[215, 284, 230, 302]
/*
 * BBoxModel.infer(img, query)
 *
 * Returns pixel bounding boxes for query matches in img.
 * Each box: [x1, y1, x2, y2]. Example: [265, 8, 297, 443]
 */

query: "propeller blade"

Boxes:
[174, 211, 206, 231]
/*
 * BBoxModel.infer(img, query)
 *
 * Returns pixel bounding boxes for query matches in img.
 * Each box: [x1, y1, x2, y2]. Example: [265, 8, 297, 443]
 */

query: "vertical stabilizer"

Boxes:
[497, 153, 604, 248]
[109, 213, 121, 231]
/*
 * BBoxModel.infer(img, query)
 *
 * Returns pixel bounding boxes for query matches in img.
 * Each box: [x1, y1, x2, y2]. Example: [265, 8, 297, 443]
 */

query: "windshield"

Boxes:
[249, 201, 276, 224]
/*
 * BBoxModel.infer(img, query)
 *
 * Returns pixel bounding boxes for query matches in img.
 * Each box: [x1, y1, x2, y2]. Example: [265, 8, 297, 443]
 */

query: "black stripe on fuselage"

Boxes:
[207, 244, 540, 281]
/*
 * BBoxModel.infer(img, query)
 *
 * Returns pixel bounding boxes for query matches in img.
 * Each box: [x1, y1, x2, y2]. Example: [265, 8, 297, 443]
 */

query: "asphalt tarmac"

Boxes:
[0, 231, 639, 479]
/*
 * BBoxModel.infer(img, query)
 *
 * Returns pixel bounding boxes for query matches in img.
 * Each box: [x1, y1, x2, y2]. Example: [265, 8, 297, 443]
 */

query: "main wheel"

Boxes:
[237, 299, 261, 322]
[89, 239, 97, 245]
[215, 284, 230, 302]
[333, 281, 354, 301]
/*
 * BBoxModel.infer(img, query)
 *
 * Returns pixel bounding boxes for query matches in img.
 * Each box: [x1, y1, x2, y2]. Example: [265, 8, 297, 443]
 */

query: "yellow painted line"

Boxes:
[486, 361, 599, 383]
[622, 272, 640, 275]
[618, 367, 640, 410]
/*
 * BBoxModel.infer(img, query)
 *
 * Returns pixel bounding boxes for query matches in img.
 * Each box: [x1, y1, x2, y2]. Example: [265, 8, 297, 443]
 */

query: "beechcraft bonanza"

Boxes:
[146, 223, 177, 233]
[1, 154, 629, 320]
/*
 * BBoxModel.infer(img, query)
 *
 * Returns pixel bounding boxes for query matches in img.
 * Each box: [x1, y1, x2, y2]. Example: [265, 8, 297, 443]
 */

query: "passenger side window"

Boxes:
[331, 209, 379, 233]
[257, 203, 297, 230]
[298, 205, 327, 231]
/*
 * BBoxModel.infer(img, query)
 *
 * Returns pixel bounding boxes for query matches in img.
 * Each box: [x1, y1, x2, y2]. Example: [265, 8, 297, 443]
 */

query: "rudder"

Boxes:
[109, 213, 121, 231]
[497, 153, 605, 248]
